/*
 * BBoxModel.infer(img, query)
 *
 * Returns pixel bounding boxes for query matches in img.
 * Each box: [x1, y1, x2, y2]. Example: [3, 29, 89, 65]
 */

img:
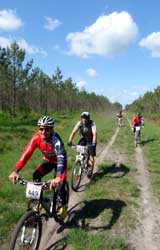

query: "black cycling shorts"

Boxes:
[78, 137, 96, 157]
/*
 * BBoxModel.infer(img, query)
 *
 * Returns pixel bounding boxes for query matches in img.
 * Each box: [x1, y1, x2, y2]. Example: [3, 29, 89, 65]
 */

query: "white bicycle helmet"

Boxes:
[37, 116, 54, 127]
[81, 111, 90, 119]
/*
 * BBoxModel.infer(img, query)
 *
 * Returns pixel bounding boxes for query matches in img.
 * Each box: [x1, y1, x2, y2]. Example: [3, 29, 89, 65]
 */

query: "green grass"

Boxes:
[1, 111, 160, 249]
[0, 111, 116, 246]
[67, 229, 127, 250]
[140, 120, 160, 200]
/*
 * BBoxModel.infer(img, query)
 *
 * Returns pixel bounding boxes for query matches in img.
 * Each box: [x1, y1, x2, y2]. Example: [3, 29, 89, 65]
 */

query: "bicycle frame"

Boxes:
[70, 145, 89, 191]
[74, 145, 89, 171]
[10, 177, 69, 250]
[18, 178, 64, 219]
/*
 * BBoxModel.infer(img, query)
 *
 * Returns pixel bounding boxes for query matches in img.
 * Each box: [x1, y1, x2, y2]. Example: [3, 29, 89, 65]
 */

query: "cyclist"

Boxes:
[131, 112, 144, 134]
[9, 115, 68, 219]
[116, 110, 123, 118]
[67, 111, 97, 178]
[116, 110, 123, 127]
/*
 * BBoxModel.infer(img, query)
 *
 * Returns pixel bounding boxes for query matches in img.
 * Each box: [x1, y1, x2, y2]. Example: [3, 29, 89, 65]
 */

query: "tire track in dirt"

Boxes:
[130, 144, 160, 250]
[39, 127, 120, 250]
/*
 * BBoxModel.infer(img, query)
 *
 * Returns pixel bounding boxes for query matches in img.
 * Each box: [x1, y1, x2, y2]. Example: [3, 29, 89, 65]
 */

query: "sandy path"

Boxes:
[129, 144, 160, 250]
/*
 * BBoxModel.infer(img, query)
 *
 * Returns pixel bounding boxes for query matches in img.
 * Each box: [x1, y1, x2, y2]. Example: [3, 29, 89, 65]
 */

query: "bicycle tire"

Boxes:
[10, 210, 42, 250]
[135, 130, 140, 147]
[71, 160, 83, 191]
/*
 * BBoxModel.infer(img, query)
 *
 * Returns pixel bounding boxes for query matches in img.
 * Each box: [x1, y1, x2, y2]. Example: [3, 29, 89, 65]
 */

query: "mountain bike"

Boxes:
[134, 125, 141, 147]
[71, 145, 91, 191]
[10, 177, 69, 250]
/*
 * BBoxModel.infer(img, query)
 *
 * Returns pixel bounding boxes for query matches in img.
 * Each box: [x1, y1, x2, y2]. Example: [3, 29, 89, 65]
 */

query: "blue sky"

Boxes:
[0, 0, 160, 107]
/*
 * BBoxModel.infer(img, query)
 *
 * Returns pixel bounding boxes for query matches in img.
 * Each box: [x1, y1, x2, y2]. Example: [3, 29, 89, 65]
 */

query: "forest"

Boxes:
[0, 42, 122, 116]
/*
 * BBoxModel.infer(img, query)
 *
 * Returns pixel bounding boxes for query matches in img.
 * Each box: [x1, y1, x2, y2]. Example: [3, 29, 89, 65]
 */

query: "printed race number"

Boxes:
[26, 183, 42, 200]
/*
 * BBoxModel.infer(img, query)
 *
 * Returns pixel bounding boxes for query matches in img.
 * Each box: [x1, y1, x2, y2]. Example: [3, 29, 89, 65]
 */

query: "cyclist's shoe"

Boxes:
[57, 205, 68, 220]
[87, 168, 93, 178]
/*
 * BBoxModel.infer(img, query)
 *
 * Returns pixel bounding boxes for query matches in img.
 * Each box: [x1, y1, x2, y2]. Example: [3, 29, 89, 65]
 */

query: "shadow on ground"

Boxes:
[46, 198, 126, 249]
[64, 198, 126, 231]
[140, 138, 156, 146]
[44, 237, 67, 250]
[92, 163, 130, 182]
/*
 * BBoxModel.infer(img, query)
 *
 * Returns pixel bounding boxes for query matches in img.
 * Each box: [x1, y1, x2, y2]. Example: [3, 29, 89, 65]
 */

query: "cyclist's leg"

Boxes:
[56, 164, 68, 220]
[57, 181, 67, 205]
[33, 161, 56, 181]
[87, 144, 96, 177]
[56, 159, 67, 205]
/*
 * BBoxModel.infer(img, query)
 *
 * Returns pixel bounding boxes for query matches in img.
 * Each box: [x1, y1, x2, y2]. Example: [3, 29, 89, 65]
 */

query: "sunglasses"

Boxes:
[39, 127, 50, 132]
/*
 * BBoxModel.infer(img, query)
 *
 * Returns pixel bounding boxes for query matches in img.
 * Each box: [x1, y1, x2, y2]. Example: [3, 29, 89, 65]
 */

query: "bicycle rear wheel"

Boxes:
[71, 160, 83, 191]
[135, 131, 140, 147]
[10, 210, 42, 250]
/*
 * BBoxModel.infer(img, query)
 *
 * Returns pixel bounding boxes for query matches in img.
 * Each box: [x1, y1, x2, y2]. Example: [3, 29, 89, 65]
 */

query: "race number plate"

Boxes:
[26, 183, 42, 200]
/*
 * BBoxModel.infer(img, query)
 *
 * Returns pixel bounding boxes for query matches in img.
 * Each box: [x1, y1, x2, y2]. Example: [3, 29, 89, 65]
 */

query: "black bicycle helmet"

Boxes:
[37, 116, 54, 126]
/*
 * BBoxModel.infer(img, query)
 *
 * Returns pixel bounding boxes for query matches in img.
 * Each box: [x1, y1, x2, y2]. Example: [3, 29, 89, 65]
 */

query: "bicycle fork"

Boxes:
[21, 223, 36, 245]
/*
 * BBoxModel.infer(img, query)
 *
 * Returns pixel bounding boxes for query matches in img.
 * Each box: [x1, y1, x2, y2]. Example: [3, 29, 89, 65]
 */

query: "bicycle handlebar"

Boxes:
[18, 177, 50, 190]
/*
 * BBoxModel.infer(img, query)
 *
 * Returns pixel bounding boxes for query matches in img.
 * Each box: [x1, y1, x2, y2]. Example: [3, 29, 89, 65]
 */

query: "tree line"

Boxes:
[0, 42, 122, 116]
[126, 86, 160, 114]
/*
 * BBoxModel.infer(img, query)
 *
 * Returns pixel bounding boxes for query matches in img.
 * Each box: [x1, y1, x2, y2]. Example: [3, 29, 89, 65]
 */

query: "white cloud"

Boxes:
[86, 68, 97, 77]
[44, 16, 61, 31]
[76, 80, 87, 89]
[0, 36, 47, 56]
[0, 9, 23, 31]
[18, 39, 47, 56]
[66, 11, 138, 58]
[139, 32, 160, 58]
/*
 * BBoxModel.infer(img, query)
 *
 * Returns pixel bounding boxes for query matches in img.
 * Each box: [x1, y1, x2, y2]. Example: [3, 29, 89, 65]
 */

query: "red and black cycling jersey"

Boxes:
[131, 115, 142, 126]
[14, 131, 67, 178]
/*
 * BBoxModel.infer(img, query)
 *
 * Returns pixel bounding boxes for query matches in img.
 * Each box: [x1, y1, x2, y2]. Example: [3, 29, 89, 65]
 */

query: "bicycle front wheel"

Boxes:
[10, 210, 42, 250]
[71, 160, 83, 191]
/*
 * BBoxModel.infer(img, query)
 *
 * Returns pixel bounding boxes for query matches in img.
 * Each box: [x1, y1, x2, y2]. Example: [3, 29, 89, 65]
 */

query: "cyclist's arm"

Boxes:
[91, 122, 97, 144]
[49, 176, 61, 189]
[54, 133, 67, 180]
[13, 135, 38, 172]
[68, 121, 80, 143]
[68, 130, 76, 142]
[9, 171, 19, 184]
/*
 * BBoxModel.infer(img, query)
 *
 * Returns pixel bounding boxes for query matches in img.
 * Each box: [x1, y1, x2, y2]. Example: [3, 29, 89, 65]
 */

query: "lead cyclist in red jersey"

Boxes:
[9, 115, 68, 216]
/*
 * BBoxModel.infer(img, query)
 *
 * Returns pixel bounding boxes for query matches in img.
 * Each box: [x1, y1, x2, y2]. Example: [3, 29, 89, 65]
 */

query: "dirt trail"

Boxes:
[39, 124, 160, 250]
[39, 128, 120, 250]
[129, 145, 160, 250]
